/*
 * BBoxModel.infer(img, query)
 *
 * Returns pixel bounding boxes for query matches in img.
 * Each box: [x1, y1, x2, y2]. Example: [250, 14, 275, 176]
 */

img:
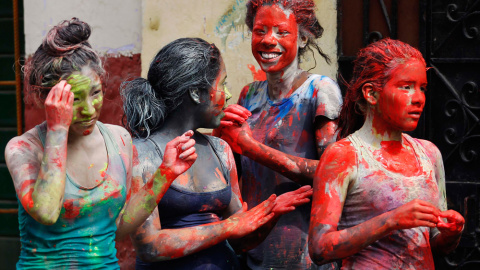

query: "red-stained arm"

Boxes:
[219, 142, 312, 252]
[5, 81, 73, 225]
[131, 197, 276, 262]
[116, 131, 197, 240]
[421, 140, 464, 254]
[214, 106, 337, 185]
[129, 139, 276, 262]
[308, 140, 441, 265]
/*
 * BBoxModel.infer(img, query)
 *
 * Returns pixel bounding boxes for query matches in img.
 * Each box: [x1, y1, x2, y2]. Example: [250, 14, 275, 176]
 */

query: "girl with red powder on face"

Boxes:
[121, 38, 312, 270]
[4, 18, 197, 269]
[214, 0, 342, 269]
[308, 39, 465, 269]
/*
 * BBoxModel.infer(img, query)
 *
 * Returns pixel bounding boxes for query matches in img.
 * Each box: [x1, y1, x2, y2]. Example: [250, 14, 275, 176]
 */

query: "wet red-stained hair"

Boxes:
[246, 0, 330, 64]
[337, 38, 427, 138]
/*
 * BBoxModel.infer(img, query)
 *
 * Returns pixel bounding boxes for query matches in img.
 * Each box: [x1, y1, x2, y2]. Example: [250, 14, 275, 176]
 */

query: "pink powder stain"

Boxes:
[11, 140, 32, 151]
[215, 167, 227, 185]
[120, 136, 126, 146]
[176, 174, 190, 186]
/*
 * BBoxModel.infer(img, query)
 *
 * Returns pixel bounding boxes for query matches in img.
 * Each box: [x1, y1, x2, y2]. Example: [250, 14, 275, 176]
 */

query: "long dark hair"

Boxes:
[24, 18, 104, 106]
[121, 38, 222, 138]
[245, 0, 330, 64]
[337, 38, 426, 138]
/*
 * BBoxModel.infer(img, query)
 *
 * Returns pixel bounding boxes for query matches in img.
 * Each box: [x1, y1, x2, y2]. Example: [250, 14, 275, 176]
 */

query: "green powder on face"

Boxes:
[92, 96, 103, 106]
[67, 74, 92, 93]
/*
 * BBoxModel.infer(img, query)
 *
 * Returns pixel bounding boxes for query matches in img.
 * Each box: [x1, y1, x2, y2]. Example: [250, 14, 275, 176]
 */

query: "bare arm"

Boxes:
[129, 138, 276, 262]
[5, 81, 73, 225]
[422, 140, 464, 254]
[131, 197, 276, 262]
[218, 141, 313, 252]
[308, 141, 441, 265]
[214, 105, 337, 185]
[116, 131, 197, 240]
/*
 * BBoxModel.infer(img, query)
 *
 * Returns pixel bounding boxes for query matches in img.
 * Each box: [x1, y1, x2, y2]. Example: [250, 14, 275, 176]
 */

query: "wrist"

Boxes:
[158, 164, 176, 183]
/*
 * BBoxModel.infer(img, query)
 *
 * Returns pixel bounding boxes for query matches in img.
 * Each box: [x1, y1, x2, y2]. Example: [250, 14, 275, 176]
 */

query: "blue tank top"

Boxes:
[135, 133, 240, 270]
[16, 121, 127, 269]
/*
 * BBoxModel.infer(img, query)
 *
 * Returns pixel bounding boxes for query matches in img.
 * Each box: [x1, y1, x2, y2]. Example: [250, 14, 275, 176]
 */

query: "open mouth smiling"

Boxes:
[260, 51, 282, 60]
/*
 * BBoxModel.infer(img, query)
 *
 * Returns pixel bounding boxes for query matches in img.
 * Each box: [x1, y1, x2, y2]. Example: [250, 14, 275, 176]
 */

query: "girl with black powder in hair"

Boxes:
[122, 37, 313, 270]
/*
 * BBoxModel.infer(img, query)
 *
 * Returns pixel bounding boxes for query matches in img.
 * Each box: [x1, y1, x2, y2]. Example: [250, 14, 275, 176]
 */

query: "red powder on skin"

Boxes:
[132, 145, 139, 167]
[247, 64, 267, 81]
[51, 156, 63, 168]
[11, 140, 32, 151]
[120, 136, 125, 146]
[83, 130, 91, 136]
[251, 4, 299, 73]
[20, 179, 36, 210]
[215, 167, 227, 185]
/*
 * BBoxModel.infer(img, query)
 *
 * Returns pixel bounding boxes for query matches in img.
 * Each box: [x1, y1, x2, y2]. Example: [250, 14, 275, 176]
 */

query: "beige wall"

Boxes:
[24, 0, 142, 56]
[142, 0, 338, 104]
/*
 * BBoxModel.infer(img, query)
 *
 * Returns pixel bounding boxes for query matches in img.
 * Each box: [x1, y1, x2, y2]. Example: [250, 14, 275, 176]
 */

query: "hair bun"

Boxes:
[42, 17, 92, 57]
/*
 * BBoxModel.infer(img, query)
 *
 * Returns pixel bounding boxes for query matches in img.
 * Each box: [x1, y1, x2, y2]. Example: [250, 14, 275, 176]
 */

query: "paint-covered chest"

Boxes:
[242, 80, 319, 154]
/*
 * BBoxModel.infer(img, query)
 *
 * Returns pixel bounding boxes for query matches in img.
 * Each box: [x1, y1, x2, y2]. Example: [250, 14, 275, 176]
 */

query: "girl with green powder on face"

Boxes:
[5, 18, 197, 269]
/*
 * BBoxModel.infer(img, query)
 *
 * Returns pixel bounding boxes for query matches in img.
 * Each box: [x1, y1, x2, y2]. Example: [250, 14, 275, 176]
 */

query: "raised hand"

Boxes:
[273, 185, 313, 215]
[213, 112, 254, 155]
[44, 80, 74, 130]
[437, 210, 464, 236]
[227, 194, 276, 239]
[388, 199, 440, 230]
[221, 104, 251, 126]
[161, 130, 197, 177]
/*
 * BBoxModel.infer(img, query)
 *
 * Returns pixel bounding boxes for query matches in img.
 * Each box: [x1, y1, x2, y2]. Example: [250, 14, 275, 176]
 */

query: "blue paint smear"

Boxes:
[273, 98, 294, 123]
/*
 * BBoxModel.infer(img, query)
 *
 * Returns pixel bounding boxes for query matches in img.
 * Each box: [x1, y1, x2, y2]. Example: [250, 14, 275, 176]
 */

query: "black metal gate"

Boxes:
[337, 1, 480, 269]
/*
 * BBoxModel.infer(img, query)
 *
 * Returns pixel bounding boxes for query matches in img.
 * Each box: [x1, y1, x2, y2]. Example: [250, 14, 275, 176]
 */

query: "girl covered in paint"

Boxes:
[308, 38, 464, 269]
[5, 18, 197, 269]
[121, 37, 313, 270]
[214, 0, 342, 269]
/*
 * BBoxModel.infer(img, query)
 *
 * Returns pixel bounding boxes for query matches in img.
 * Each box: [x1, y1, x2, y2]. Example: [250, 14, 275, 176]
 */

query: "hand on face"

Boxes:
[272, 185, 313, 216]
[388, 199, 441, 230]
[161, 130, 197, 178]
[227, 194, 276, 239]
[437, 210, 465, 237]
[44, 80, 74, 131]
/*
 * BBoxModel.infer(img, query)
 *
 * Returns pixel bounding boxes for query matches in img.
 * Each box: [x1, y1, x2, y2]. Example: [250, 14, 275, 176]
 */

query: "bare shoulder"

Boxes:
[5, 127, 43, 160]
[104, 124, 132, 149]
[317, 138, 357, 179]
[205, 135, 234, 170]
[104, 124, 130, 139]
[322, 138, 357, 160]
[412, 137, 442, 162]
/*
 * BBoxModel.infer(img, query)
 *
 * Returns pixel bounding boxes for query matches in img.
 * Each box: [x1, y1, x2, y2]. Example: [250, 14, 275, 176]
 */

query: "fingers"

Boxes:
[410, 199, 441, 216]
[257, 212, 275, 227]
[224, 104, 251, 118]
[178, 146, 196, 160]
[219, 120, 234, 127]
[438, 210, 465, 233]
[414, 213, 439, 227]
[223, 111, 247, 124]
[165, 130, 195, 149]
